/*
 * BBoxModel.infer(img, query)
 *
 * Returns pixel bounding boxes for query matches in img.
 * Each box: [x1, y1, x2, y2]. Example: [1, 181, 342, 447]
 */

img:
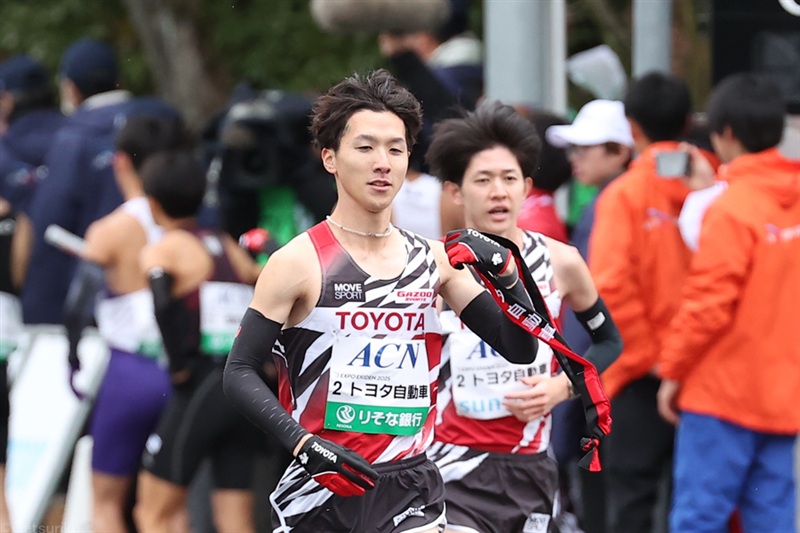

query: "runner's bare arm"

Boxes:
[545, 236, 622, 374]
[221, 232, 262, 285]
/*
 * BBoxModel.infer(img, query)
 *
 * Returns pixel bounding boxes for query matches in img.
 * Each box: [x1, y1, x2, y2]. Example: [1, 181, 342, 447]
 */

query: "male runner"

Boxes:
[424, 102, 622, 533]
[134, 150, 262, 533]
[223, 69, 543, 532]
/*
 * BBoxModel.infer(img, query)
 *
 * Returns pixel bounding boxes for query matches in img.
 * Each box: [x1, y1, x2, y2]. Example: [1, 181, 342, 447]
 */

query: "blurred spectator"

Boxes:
[545, 99, 633, 533]
[0, 195, 32, 533]
[658, 73, 799, 533]
[588, 73, 700, 533]
[22, 37, 129, 324]
[0, 55, 66, 213]
[380, 0, 482, 110]
[517, 110, 574, 242]
[547, 100, 633, 281]
[392, 150, 442, 238]
[22, 38, 176, 324]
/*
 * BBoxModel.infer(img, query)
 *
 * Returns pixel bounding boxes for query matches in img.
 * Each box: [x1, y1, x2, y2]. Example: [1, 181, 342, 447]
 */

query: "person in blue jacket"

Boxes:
[22, 38, 179, 324]
[0, 54, 66, 213]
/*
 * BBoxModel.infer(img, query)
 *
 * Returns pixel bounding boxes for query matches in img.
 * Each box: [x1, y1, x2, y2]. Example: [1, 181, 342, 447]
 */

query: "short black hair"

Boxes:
[426, 101, 542, 186]
[624, 72, 692, 142]
[115, 115, 193, 171]
[706, 73, 785, 153]
[310, 69, 423, 152]
[140, 150, 206, 219]
[527, 110, 572, 192]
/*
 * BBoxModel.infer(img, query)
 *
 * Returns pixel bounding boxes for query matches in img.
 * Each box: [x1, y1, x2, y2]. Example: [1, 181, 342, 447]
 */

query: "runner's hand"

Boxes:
[445, 228, 513, 277]
[296, 435, 379, 496]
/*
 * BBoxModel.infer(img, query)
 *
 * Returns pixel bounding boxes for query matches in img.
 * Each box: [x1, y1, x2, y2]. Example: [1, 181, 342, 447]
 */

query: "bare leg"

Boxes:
[211, 489, 254, 533]
[134, 471, 188, 533]
[0, 466, 10, 533]
[92, 472, 131, 533]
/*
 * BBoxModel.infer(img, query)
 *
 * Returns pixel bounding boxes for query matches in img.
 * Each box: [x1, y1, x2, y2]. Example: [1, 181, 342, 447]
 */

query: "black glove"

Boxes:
[445, 228, 513, 277]
[296, 435, 379, 497]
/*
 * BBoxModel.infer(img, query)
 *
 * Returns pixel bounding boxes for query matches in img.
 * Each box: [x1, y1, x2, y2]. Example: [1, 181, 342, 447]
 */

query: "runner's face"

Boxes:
[456, 145, 531, 238]
[322, 110, 409, 214]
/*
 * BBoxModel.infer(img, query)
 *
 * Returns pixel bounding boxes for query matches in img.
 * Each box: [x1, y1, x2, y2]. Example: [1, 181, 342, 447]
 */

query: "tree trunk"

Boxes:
[120, 0, 229, 131]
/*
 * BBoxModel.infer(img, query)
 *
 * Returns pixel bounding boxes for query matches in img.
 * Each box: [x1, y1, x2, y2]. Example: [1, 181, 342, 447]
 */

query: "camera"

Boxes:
[655, 150, 691, 178]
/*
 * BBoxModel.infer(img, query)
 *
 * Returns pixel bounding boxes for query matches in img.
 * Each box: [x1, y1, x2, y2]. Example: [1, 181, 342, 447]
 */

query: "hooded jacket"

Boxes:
[660, 148, 800, 434]
[22, 92, 132, 324]
[589, 142, 695, 399]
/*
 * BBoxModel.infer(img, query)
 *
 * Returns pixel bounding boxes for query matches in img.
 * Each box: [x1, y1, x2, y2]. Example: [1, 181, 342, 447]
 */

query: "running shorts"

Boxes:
[271, 453, 446, 533]
[142, 357, 263, 489]
[428, 442, 558, 533]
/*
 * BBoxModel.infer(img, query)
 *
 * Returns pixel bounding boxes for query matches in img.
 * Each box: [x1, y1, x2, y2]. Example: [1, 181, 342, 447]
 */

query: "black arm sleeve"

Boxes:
[459, 291, 538, 364]
[223, 307, 309, 453]
[149, 268, 192, 375]
[63, 260, 104, 360]
[574, 297, 623, 374]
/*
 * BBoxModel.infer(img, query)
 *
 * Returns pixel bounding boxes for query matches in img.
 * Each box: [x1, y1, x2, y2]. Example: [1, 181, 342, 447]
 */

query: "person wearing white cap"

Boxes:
[545, 101, 633, 531]
[547, 100, 633, 193]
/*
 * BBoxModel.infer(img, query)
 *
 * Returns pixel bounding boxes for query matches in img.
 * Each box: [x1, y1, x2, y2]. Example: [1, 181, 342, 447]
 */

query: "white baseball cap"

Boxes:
[546, 100, 634, 148]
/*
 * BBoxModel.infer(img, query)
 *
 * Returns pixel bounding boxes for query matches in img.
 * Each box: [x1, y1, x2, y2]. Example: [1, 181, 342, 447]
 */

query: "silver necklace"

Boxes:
[326, 216, 394, 238]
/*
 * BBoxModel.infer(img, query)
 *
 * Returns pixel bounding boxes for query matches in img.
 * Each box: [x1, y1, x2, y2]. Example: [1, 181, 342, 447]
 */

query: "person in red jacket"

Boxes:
[657, 73, 800, 533]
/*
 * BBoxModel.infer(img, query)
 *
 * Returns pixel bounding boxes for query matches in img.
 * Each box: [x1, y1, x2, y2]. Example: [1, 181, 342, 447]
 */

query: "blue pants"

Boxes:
[671, 411, 796, 533]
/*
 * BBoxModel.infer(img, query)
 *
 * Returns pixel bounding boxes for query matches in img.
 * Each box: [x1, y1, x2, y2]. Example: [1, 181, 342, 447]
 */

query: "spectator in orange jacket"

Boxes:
[657, 73, 800, 533]
[588, 72, 705, 533]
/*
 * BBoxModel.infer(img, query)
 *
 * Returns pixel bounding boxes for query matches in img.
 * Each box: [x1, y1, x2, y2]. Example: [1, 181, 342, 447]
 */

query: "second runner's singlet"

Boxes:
[435, 230, 562, 454]
[273, 222, 442, 464]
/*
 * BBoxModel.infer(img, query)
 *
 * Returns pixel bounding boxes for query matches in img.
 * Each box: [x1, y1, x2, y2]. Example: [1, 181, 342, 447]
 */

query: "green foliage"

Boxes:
[202, 0, 383, 92]
[0, 0, 153, 95]
[0, 0, 391, 97]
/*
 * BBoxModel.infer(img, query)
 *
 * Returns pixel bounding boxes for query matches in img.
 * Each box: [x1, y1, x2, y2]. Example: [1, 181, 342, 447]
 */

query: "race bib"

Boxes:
[325, 336, 430, 436]
[96, 290, 163, 359]
[199, 281, 254, 355]
[0, 292, 22, 361]
[448, 329, 550, 420]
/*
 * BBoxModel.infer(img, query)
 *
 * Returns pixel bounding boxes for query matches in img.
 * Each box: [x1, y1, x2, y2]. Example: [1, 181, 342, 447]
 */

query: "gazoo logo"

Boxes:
[395, 289, 434, 303]
[336, 310, 425, 332]
[347, 341, 422, 369]
[334, 282, 364, 301]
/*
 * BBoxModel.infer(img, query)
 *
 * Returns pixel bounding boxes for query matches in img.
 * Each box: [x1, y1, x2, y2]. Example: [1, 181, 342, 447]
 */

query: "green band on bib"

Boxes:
[0, 342, 14, 362]
[136, 340, 164, 360]
[201, 333, 234, 356]
[324, 401, 427, 436]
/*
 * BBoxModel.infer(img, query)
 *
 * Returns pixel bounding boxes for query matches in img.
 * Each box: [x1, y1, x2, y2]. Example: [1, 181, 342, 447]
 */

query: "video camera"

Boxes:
[209, 86, 336, 239]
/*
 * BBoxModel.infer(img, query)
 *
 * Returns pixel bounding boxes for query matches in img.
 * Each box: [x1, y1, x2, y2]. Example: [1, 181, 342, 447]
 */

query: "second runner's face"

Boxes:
[457, 145, 530, 238]
[322, 110, 409, 214]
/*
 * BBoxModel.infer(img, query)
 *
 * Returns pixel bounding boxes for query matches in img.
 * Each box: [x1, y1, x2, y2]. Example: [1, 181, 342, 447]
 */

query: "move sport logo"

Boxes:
[334, 282, 364, 301]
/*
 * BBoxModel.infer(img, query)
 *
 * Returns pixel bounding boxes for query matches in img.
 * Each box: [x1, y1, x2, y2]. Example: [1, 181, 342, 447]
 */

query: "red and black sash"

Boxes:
[471, 234, 612, 471]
